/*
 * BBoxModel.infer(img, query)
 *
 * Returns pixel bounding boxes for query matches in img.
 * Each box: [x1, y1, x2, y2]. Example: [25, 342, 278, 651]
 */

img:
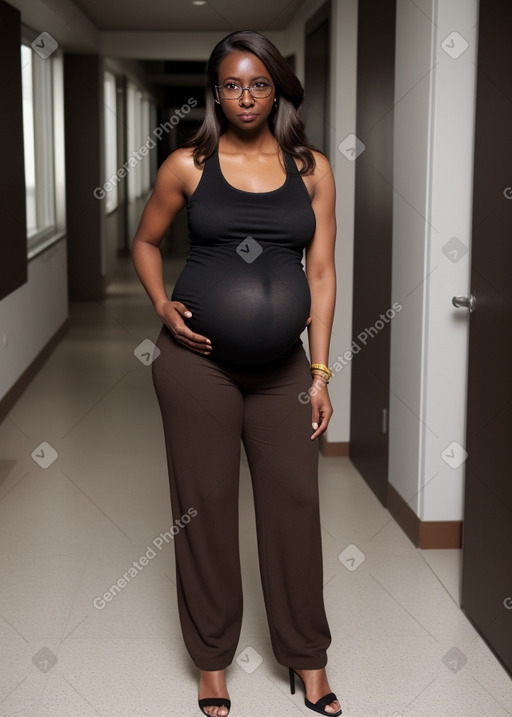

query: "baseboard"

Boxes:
[319, 438, 350, 456]
[0, 319, 69, 421]
[387, 482, 462, 548]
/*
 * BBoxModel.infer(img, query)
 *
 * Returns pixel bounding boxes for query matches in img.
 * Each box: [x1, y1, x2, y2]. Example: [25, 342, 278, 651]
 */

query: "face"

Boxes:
[215, 50, 276, 131]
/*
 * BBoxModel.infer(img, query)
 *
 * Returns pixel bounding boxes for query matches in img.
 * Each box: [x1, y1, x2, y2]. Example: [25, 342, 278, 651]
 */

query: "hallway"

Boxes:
[0, 259, 510, 716]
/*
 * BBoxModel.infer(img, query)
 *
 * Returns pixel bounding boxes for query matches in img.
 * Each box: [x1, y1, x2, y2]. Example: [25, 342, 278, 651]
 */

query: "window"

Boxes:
[126, 82, 137, 203]
[20, 38, 62, 257]
[104, 71, 119, 213]
[140, 97, 150, 195]
[21, 44, 36, 235]
[126, 81, 152, 202]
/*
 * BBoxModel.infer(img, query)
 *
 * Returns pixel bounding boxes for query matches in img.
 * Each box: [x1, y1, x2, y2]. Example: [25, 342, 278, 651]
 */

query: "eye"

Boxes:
[252, 82, 268, 89]
[224, 82, 240, 90]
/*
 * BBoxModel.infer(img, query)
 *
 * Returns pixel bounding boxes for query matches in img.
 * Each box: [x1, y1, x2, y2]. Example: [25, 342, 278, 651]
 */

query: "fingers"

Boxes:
[161, 301, 212, 355]
[173, 325, 212, 355]
[311, 410, 329, 440]
[304, 316, 312, 327]
[172, 301, 192, 318]
[310, 396, 333, 440]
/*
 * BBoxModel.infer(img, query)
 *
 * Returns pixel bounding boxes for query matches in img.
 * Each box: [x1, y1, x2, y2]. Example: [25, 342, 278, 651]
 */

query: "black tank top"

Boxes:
[171, 146, 316, 366]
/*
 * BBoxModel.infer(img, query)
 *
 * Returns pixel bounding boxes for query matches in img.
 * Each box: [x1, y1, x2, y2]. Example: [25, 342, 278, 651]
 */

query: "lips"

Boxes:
[238, 113, 258, 121]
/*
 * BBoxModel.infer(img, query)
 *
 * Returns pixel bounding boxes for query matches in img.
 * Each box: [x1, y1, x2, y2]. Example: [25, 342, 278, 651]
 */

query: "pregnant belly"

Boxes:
[171, 249, 310, 365]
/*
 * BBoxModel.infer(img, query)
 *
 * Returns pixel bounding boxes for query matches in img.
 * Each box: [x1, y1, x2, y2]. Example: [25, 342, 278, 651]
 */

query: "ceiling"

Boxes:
[73, 0, 306, 32]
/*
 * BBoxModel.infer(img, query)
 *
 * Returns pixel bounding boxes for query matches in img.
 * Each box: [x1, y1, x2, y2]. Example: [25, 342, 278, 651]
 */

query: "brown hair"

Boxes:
[182, 30, 317, 175]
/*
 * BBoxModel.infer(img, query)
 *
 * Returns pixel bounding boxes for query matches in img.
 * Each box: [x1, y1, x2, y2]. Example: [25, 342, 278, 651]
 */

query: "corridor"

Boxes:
[0, 258, 510, 715]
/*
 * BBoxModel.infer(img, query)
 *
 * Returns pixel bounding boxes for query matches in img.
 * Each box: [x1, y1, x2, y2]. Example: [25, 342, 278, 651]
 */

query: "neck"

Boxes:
[220, 123, 278, 155]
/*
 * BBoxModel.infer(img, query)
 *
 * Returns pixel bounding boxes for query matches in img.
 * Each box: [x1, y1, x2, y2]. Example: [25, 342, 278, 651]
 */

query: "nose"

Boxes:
[239, 88, 255, 107]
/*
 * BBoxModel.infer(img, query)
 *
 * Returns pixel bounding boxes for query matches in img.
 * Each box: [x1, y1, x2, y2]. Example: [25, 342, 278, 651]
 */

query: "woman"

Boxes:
[132, 30, 340, 717]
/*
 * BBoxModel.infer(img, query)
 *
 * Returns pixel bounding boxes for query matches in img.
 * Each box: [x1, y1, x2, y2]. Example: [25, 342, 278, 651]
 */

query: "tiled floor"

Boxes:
[0, 258, 511, 716]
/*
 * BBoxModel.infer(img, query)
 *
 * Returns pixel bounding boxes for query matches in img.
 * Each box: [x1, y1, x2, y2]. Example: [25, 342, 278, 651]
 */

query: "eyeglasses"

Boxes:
[215, 82, 275, 101]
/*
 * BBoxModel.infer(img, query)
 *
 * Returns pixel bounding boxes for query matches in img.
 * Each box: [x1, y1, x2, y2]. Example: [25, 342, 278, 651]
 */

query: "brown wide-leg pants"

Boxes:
[151, 324, 332, 670]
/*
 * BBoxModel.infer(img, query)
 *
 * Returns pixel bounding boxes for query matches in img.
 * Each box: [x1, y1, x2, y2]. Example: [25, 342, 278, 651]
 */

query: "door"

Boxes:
[460, 0, 512, 674]
[349, 0, 396, 505]
[304, 2, 330, 155]
[1, 0, 27, 300]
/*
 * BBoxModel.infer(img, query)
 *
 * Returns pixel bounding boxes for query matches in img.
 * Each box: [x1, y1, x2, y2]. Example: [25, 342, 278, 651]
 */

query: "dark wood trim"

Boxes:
[304, 0, 331, 157]
[0, 319, 69, 421]
[387, 482, 462, 549]
[0, 0, 27, 300]
[64, 54, 104, 301]
[317, 449, 461, 547]
[418, 520, 462, 549]
[305, 0, 330, 34]
[320, 438, 350, 456]
[349, 0, 396, 506]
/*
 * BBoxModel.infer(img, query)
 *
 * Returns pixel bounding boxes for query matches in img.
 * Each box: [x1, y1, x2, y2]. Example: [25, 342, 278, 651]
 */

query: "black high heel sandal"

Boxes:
[289, 667, 342, 716]
[198, 697, 231, 716]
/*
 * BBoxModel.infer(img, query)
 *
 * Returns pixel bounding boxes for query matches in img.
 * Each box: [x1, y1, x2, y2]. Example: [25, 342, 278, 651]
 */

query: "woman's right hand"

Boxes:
[156, 299, 212, 355]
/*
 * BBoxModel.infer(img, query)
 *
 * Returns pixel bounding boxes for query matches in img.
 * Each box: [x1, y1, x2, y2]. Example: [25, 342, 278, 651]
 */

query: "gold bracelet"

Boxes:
[311, 368, 330, 378]
[310, 370, 331, 384]
[310, 363, 333, 381]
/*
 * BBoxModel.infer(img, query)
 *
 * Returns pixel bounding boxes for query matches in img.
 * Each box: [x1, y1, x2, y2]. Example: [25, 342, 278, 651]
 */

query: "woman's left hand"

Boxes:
[310, 378, 333, 440]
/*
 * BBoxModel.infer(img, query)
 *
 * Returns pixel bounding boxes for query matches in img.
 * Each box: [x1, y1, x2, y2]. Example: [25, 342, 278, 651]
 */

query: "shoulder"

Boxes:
[158, 146, 204, 199]
[161, 146, 198, 177]
[297, 150, 334, 202]
[310, 150, 333, 178]
[310, 150, 335, 199]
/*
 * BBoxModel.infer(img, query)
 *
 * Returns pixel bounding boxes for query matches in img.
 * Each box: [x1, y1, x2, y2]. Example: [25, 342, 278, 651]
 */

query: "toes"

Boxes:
[203, 707, 228, 717]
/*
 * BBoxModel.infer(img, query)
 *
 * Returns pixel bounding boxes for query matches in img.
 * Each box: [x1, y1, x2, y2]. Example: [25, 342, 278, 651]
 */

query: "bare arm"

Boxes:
[305, 151, 337, 440]
[132, 149, 212, 355]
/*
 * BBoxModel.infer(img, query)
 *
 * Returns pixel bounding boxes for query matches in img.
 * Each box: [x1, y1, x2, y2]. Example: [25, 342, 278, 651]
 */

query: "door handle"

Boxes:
[452, 293, 476, 313]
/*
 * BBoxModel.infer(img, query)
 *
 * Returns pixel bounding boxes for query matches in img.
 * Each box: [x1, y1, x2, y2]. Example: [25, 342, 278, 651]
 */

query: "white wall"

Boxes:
[0, 241, 68, 401]
[324, 0, 358, 444]
[0, 5, 69, 404]
[389, 0, 478, 521]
